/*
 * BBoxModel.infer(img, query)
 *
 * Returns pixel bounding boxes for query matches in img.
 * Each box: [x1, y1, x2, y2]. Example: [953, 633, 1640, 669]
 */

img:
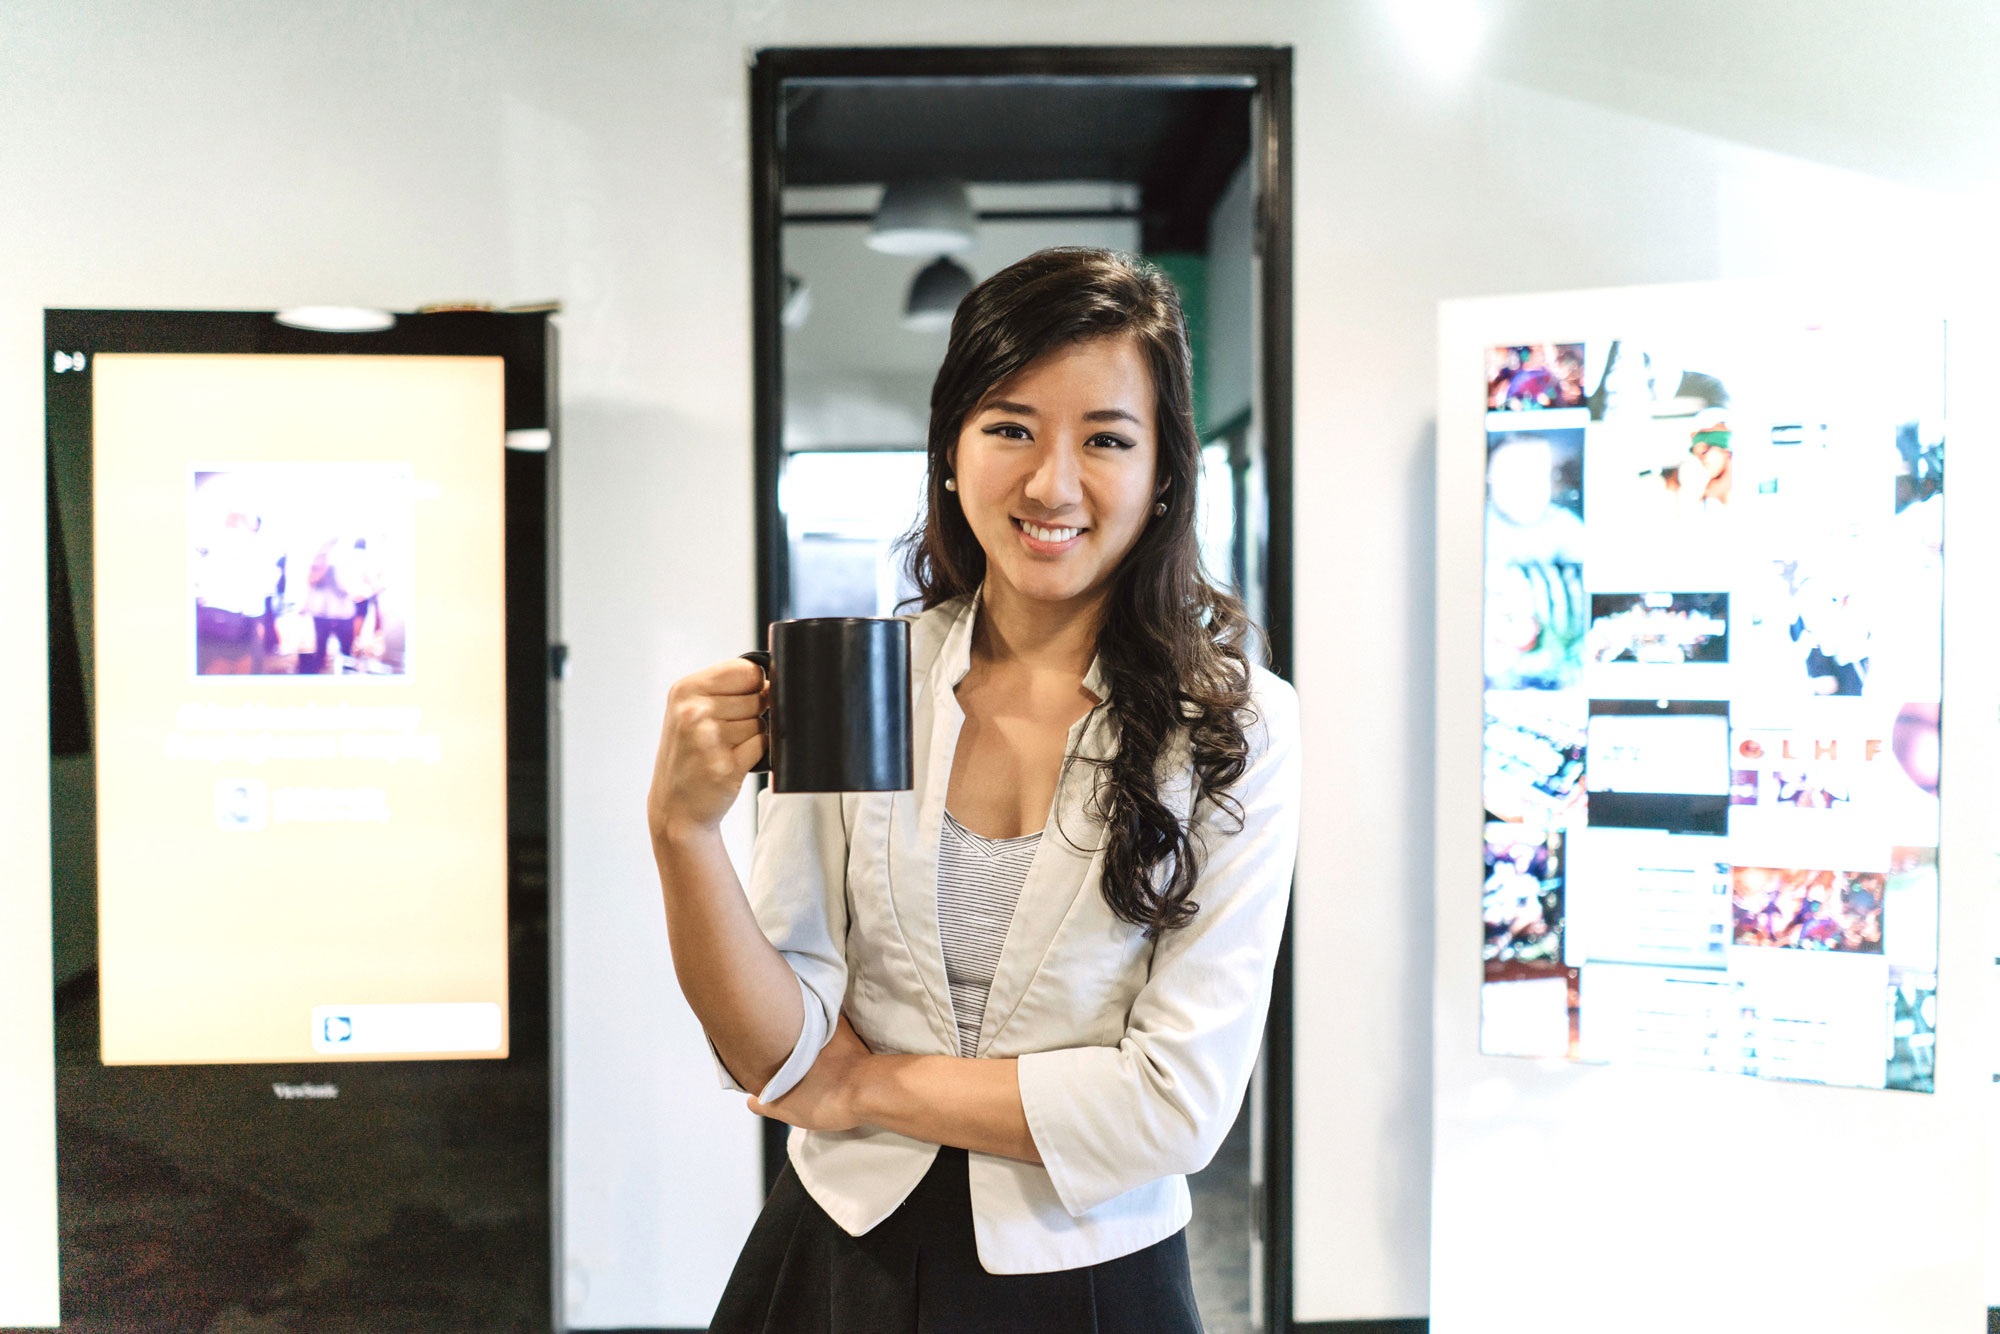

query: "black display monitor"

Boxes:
[39, 308, 556, 1330]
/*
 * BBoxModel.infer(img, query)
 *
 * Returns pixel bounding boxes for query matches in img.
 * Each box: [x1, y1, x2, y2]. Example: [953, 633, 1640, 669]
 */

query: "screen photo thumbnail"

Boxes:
[1585, 411, 1739, 551]
[1586, 340, 1731, 423]
[1734, 416, 1943, 700]
[1728, 712, 1939, 845]
[1731, 864, 1885, 953]
[1486, 428, 1585, 691]
[1486, 343, 1586, 410]
[1886, 965, 1936, 1093]
[1586, 592, 1727, 666]
[1479, 972, 1578, 1060]
[1484, 690, 1586, 829]
[1742, 550, 1881, 698]
[191, 464, 414, 679]
[1585, 698, 1730, 835]
[1484, 825, 1565, 970]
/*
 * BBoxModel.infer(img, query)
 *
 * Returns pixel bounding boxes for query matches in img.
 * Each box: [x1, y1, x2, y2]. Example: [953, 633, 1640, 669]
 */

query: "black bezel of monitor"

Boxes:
[42, 308, 557, 1329]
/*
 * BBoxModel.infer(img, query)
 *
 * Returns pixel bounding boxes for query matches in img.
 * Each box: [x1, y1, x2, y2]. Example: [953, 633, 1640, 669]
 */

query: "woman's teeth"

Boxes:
[1019, 520, 1082, 543]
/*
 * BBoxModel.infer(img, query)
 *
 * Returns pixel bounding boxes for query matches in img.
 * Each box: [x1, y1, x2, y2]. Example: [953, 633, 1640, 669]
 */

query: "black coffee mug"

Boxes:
[743, 617, 913, 793]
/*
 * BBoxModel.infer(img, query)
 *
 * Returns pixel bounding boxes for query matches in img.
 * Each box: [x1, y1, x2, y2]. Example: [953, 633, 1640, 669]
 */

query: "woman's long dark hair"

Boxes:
[905, 247, 1257, 934]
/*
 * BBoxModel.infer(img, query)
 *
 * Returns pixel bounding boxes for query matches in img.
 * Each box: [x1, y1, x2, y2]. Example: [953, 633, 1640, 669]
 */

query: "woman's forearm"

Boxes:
[852, 1052, 1042, 1165]
[652, 820, 803, 1094]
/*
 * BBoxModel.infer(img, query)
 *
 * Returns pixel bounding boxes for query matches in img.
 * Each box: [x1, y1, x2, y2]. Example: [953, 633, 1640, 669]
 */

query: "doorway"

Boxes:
[750, 46, 1294, 1332]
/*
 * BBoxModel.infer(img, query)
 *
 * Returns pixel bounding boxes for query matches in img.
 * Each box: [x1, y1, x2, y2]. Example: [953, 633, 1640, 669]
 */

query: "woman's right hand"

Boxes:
[646, 657, 769, 842]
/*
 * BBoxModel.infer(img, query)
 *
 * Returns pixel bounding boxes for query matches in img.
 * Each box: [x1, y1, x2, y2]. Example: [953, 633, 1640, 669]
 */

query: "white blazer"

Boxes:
[713, 593, 1301, 1274]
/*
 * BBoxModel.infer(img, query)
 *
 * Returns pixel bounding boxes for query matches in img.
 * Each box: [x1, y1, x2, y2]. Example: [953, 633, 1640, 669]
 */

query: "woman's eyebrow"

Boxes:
[976, 401, 1143, 424]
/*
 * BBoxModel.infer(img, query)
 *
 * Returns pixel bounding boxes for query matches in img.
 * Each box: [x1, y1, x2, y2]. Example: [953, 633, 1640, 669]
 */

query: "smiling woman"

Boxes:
[951, 337, 1161, 607]
[648, 247, 1300, 1333]
[907, 248, 1263, 932]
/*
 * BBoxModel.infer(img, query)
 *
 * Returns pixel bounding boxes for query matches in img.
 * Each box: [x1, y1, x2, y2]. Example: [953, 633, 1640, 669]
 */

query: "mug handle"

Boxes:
[740, 649, 772, 774]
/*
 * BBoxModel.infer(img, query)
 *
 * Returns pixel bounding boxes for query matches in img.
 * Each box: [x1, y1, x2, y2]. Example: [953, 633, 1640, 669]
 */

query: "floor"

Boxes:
[33, 979, 1253, 1334]
[1184, 1103, 1255, 1334]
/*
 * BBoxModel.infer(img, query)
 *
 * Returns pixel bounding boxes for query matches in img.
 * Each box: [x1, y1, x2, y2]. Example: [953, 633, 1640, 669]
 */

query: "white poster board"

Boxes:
[1432, 281, 1994, 1333]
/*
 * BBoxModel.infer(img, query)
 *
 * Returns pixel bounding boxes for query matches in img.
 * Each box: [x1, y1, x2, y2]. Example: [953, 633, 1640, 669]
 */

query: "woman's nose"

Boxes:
[1023, 442, 1082, 510]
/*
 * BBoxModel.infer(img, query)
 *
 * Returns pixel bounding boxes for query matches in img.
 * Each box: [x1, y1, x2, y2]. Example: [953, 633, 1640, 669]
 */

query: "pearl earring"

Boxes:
[943, 477, 957, 492]
[1153, 499, 1167, 516]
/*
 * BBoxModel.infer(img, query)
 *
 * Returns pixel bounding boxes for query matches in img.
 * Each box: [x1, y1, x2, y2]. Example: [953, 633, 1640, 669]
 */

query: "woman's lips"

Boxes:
[1012, 516, 1086, 553]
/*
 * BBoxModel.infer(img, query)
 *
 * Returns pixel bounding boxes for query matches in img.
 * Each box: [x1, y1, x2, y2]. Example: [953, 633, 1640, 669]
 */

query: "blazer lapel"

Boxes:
[884, 597, 975, 1055]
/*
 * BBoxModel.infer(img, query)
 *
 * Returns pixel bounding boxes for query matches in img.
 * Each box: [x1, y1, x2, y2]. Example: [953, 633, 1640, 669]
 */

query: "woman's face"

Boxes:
[950, 335, 1161, 611]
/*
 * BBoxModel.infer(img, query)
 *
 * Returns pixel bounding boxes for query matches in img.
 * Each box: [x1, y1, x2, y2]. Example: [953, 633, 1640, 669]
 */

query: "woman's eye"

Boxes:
[985, 423, 1031, 441]
[1088, 433, 1135, 450]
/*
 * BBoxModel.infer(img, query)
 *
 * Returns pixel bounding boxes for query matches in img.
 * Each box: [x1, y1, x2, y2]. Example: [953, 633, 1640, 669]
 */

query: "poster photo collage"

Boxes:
[1480, 329, 1944, 1092]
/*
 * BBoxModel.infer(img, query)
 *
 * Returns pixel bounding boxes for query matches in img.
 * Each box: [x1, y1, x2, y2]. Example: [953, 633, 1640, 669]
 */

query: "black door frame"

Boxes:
[749, 44, 1296, 1330]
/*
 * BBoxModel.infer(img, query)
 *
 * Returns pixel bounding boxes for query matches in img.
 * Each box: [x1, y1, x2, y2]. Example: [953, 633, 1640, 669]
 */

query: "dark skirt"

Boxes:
[709, 1147, 1203, 1333]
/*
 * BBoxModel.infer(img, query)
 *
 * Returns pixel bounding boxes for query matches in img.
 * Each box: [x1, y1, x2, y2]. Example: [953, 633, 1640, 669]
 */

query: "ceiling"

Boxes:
[781, 79, 1253, 252]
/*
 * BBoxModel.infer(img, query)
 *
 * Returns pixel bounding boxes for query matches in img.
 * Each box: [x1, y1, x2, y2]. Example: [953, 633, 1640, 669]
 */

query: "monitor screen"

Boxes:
[1479, 329, 1943, 1092]
[91, 353, 510, 1065]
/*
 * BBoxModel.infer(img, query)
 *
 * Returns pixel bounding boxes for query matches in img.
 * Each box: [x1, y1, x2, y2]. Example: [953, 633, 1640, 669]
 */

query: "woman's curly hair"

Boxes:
[903, 247, 1257, 934]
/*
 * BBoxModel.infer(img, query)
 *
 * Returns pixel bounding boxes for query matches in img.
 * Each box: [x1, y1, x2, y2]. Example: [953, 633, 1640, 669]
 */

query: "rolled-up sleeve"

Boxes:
[706, 786, 850, 1103]
[1015, 675, 1301, 1218]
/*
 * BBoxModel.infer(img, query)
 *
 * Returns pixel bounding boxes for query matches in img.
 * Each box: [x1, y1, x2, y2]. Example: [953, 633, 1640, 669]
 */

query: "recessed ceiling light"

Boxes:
[273, 306, 397, 333]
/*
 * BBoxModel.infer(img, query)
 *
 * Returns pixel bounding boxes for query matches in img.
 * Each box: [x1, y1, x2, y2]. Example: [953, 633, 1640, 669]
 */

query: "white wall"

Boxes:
[5, 2, 1997, 1328]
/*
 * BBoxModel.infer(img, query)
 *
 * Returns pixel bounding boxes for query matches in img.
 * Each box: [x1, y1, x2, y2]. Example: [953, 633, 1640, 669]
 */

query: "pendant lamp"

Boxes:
[869, 179, 977, 256]
[781, 271, 812, 330]
[902, 257, 975, 333]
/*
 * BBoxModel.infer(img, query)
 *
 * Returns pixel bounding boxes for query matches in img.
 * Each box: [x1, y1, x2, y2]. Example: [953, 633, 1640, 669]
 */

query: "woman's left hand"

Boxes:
[746, 1013, 874, 1132]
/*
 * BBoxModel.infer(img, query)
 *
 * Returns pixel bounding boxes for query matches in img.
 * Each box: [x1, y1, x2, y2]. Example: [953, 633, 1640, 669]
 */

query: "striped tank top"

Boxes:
[936, 811, 1039, 1058]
